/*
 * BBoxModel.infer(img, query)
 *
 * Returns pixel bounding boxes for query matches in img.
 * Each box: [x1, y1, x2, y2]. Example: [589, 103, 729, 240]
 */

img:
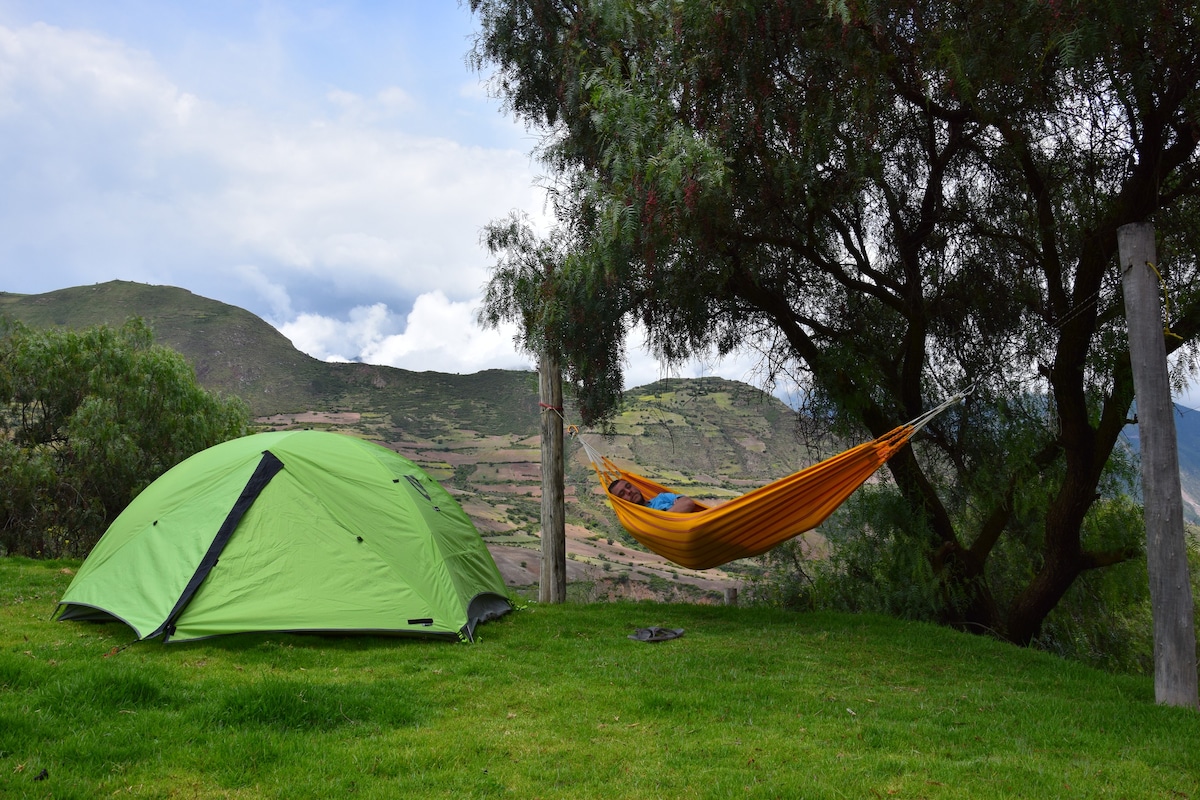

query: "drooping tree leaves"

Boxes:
[471, 0, 1200, 644]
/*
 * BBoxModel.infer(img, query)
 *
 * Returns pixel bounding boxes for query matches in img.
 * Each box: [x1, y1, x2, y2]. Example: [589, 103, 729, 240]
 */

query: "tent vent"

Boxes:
[408, 618, 434, 626]
[405, 475, 432, 501]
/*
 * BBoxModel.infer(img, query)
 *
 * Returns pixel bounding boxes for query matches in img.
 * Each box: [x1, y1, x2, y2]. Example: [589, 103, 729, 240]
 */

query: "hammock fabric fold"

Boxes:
[586, 394, 965, 570]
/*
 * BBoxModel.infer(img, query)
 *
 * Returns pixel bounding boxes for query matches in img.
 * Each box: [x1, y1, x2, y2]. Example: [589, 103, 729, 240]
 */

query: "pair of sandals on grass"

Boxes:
[628, 626, 684, 642]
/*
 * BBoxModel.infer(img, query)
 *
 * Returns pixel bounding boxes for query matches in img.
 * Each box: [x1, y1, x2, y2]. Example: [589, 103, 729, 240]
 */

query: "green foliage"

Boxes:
[470, 0, 1200, 645]
[1035, 555, 1154, 675]
[479, 213, 630, 426]
[742, 538, 817, 610]
[755, 479, 1161, 673]
[753, 485, 949, 622]
[0, 318, 249, 557]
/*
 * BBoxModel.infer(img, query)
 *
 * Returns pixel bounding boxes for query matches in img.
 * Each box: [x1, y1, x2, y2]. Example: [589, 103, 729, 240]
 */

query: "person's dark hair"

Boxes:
[607, 478, 624, 494]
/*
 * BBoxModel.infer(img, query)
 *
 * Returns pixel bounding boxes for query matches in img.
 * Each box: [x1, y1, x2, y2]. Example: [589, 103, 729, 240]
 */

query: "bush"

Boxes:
[0, 317, 249, 557]
[749, 482, 1167, 675]
[1033, 556, 1154, 675]
[745, 484, 947, 620]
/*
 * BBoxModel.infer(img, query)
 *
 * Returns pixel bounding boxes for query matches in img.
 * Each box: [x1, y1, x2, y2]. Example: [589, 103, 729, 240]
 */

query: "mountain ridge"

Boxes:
[3, 280, 1197, 585]
[2, 281, 825, 597]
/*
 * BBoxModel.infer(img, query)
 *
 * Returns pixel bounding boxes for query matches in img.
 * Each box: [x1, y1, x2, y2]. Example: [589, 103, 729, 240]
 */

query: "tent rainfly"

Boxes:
[56, 430, 512, 642]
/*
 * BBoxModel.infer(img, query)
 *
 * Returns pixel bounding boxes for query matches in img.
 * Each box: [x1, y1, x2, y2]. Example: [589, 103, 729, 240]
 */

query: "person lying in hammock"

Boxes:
[608, 479, 702, 513]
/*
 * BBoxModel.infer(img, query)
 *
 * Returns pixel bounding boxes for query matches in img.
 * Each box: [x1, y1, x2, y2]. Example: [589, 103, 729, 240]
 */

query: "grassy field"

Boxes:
[2, 557, 1198, 799]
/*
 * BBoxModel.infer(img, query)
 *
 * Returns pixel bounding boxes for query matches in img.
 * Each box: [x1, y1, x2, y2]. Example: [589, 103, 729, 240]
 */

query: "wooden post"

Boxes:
[538, 350, 567, 604]
[1118, 222, 1199, 709]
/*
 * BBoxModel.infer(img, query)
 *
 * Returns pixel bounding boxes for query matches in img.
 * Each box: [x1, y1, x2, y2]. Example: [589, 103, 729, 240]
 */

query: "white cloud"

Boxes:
[365, 292, 532, 372]
[236, 264, 295, 321]
[324, 85, 417, 122]
[279, 292, 533, 375]
[0, 20, 548, 320]
[376, 86, 416, 114]
[275, 295, 794, 402]
[0, 13, 802, 408]
[278, 310, 363, 363]
[191, 105, 546, 307]
[621, 324, 772, 391]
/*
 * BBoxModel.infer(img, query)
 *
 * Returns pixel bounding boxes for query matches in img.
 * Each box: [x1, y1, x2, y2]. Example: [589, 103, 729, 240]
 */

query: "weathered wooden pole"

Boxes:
[1118, 222, 1199, 709]
[538, 349, 567, 603]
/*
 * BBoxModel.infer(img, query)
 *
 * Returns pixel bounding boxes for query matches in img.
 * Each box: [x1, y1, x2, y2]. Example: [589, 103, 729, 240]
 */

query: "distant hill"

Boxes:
[1176, 408, 1200, 521]
[1, 281, 327, 414]
[4, 280, 1197, 583]
[0, 281, 545, 428]
[1, 281, 828, 598]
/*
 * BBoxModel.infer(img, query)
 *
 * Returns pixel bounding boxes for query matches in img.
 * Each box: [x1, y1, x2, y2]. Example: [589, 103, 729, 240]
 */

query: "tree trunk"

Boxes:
[1119, 223, 1199, 709]
[1004, 550, 1082, 646]
[538, 350, 567, 604]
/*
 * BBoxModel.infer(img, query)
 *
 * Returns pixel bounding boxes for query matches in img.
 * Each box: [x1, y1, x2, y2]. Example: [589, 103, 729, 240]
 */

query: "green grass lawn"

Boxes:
[2, 556, 1198, 799]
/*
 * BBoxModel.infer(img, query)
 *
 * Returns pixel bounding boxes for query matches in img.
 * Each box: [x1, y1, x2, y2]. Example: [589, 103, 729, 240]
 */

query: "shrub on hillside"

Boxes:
[0, 317, 249, 558]
[749, 484, 1164, 675]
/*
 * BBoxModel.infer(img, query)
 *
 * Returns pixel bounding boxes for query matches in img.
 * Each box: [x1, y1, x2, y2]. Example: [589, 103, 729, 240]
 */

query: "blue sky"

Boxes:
[0, 1, 1191, 410]
[0, 0, 763, 390]
[0, 1, 544, 371]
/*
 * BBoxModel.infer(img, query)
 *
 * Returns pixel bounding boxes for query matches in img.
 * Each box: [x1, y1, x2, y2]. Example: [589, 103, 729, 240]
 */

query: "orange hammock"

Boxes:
[582, 393, 966, 570]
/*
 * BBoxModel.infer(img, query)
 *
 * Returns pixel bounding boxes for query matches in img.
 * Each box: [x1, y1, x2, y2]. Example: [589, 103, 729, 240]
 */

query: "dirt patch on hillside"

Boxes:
[259, 411, 363, 426]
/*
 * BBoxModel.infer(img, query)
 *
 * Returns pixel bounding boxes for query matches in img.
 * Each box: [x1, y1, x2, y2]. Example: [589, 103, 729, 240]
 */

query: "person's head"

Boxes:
[608, 478, 644, 505]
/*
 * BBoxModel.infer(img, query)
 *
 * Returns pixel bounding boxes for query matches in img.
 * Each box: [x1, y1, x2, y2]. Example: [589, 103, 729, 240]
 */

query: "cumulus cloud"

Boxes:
[0, 19, 547, 321]
[0, 13, 787, 399]
[621, 324, 775, 393]
[276, 295, 786, 398]
[327, 86, 417, 121]
[279, 292, 532, 375]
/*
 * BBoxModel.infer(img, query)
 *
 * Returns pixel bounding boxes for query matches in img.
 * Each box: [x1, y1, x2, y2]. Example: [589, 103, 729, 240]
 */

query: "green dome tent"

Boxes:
[56, 430, 512, 642]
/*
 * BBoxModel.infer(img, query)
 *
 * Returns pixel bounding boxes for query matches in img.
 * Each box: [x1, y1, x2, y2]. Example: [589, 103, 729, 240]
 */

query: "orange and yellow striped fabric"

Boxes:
[596, 423, 917, 570]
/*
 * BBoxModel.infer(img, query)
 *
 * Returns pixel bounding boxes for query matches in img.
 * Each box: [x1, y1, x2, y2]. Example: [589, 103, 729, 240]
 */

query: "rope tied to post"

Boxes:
[538, 401, 578, 435]
[1146, 261, 1184, 342]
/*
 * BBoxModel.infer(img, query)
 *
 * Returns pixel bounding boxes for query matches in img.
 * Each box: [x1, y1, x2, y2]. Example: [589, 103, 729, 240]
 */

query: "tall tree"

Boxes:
[0, 318, 249, 557]
[470, 0, 1200, 644]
